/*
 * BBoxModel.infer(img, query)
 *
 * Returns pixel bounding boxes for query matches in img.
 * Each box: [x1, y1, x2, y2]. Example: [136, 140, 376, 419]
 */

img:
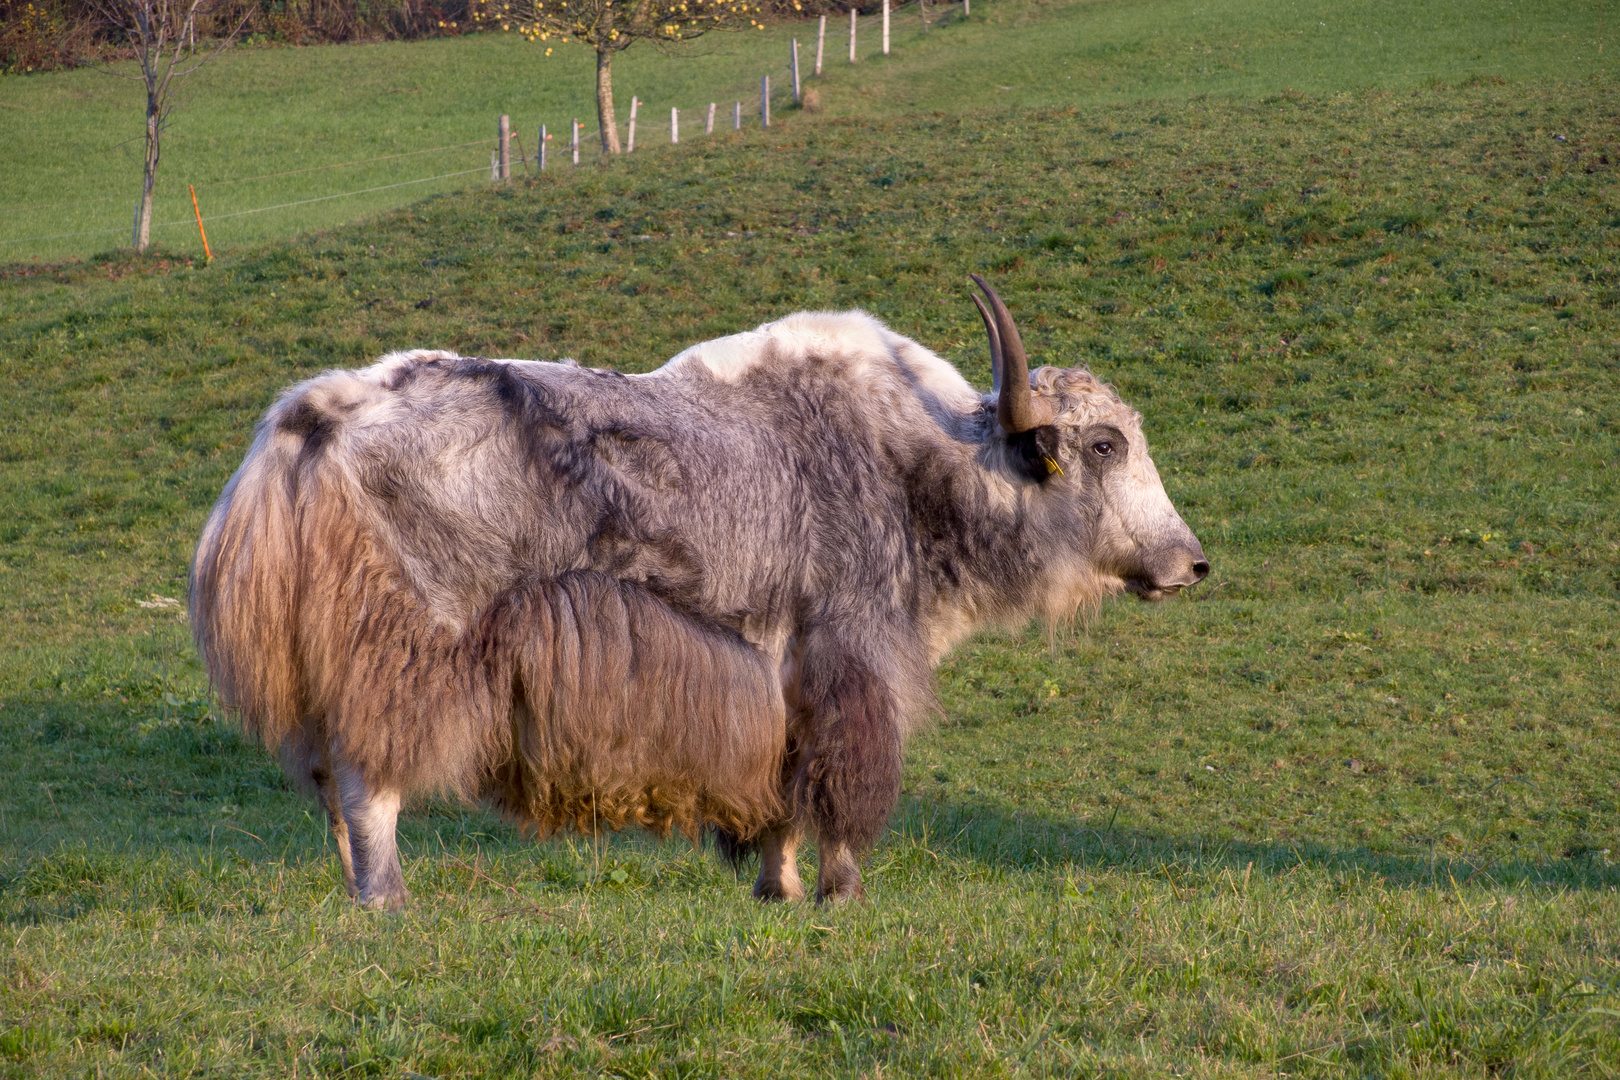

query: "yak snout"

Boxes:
[1125, 533, 1209, 600]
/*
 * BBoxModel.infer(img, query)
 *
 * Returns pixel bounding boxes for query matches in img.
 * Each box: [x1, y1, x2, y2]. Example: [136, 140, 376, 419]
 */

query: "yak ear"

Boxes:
[1008, 425, 1063, 483]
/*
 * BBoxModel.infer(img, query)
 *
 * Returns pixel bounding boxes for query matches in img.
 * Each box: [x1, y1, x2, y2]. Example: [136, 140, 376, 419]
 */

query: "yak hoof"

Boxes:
[752, 877, 807, 903]
[814, 881, 866, 905]
[357, 888, 409, 912]
[814, 842, 865, 903]
[814, 862, 866, 903]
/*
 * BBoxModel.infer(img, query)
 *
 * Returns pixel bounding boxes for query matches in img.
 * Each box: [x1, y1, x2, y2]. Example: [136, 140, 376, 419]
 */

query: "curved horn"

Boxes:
[970, 291, 1004, 396]
[969, 274, 1037, 433]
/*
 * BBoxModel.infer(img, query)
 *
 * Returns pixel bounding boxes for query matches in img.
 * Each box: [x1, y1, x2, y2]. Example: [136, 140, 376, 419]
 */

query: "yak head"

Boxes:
[970, 275, 1209, 602]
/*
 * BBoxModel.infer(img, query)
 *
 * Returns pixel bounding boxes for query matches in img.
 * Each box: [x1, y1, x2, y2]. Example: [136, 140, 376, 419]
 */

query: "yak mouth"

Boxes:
[1120, 551, 1210, 601]
[1124, 577, 1180, 601]
[1123, 565, 1210, 601]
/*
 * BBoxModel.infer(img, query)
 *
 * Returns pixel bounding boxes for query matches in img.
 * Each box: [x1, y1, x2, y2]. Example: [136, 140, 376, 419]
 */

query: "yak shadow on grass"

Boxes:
[7, 793, 1616, 928]
[884, 794, 1620, 893]
[4, 697, 1616, 929]
[0, 697, 723, 923]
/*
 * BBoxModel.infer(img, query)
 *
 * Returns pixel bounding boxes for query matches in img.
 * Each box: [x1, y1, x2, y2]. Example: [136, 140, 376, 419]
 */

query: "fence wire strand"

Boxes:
[1, 165, 491, 248]
[4, 6, 945, 252]
[193, 139, 497, 189]
[6, 139, 501, 215]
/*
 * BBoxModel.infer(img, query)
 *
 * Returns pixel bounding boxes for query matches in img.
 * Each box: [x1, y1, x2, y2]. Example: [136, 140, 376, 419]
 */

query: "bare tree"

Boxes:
[476, 0, 767, 155]
[94, 0, 247, 253]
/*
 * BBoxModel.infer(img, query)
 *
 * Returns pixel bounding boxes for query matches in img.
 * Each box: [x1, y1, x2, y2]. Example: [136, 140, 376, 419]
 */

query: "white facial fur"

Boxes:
[1036, 366, 1207, 599]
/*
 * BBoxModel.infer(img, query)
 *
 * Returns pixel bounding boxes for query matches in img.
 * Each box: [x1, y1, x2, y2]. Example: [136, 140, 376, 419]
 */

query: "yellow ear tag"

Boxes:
[1042, 455, 1064, 476]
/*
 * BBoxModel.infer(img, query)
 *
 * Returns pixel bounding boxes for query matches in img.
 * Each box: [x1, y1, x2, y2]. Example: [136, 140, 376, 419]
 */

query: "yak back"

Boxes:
[279, 313, 998, 647]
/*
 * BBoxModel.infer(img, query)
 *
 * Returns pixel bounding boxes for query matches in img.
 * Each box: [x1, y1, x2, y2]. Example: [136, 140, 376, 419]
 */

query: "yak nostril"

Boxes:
[1191, 561, 1210, 581]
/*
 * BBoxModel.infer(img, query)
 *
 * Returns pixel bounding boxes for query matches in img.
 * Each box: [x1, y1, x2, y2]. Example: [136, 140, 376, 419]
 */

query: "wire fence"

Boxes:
[2, 0, 1586, 260]
[1, 0, 962, 257]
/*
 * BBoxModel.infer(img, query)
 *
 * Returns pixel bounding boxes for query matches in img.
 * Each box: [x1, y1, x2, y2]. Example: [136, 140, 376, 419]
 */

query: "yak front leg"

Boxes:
[335, 762, 408, 911]
[752, 823, 806, 902]
[797, 646, 906, 904]
[815, 837, 864, 903]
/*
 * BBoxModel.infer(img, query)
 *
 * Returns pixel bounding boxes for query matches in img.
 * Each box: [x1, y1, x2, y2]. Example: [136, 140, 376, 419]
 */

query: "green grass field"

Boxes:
[4, 0, 1620, 1075]
[2, 0, 1614, 262]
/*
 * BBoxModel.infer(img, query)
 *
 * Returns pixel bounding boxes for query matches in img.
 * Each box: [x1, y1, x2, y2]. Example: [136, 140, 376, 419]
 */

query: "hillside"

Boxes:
[2, 0, 1612, 260]
[1, 6, 1618, 1076]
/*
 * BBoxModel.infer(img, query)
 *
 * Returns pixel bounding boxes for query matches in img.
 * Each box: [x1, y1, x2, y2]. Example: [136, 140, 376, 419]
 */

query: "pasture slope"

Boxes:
[3, 3, 1620, 1078]
[1, 0, 1611, 261]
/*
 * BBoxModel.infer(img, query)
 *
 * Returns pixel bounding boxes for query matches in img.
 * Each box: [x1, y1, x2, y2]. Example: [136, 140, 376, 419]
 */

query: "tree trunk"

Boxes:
[596, 48, 620, 154]
[136, 87, 160, 252]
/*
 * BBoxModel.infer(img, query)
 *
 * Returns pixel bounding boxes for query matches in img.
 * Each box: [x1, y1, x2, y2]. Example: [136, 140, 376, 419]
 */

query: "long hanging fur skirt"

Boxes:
[191, 431, 787, 842]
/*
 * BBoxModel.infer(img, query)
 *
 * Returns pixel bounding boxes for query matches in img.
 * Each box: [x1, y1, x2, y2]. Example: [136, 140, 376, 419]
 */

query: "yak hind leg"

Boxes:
[311, 763, 357, 897]
[283, 725, 358, 898]
[336, 762, 408, 911]
[752, 824, 806, 902]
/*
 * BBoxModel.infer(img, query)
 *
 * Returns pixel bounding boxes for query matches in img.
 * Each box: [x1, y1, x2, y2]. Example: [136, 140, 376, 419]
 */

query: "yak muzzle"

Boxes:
[1124, 541, 1210, 601]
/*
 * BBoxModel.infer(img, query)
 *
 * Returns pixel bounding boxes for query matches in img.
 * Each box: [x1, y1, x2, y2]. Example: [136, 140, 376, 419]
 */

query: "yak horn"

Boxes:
[969, 274, 1040, 433]
[970, 292, 1004, 397]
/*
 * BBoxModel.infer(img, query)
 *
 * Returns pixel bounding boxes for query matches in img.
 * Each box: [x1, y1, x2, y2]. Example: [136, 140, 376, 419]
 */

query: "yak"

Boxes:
[191, 278, 1208, 909]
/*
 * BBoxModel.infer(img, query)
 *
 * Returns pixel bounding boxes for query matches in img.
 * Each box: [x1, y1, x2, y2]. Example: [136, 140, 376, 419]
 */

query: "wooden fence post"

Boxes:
[539, 124, 547, 172]
[707, 102, 716, 134]
[572, 119, 579, 165]
[498, 113, 510, 180]
[849, 7, 857, 62]
[791, 39, 801, 104]
[628, 96, 639, 152]
[920, 0, 928, 31]
[734, 101, 741, 130]
[671, 106, 679, 144]
[761, 75, 770, 127]
[816, 14, 825, 75]
[882, 0, 889, 55]
[964, 0, 969, 14]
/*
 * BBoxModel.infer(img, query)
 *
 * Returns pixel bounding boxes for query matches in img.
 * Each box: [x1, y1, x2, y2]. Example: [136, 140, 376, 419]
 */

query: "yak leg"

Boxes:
[311, 763, 357, 897]
[284, 725, 357, 897]
[797, 634, 907, 905]
[815, 838, 864, 904]
[336, 762, 408, 911]
[752, 824, 806, 902]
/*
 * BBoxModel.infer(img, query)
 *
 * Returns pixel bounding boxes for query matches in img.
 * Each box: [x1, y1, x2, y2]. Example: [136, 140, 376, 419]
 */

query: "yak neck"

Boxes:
[897, 413, 1083, 639]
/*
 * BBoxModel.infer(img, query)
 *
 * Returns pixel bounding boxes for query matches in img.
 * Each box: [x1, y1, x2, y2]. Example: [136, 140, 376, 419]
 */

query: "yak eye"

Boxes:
[1091, 441, 1115, 458]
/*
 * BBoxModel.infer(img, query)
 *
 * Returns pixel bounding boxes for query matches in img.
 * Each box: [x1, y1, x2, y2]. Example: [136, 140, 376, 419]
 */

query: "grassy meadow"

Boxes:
[3, 0, 1620, 1076]
[2, 0, 1614, 261]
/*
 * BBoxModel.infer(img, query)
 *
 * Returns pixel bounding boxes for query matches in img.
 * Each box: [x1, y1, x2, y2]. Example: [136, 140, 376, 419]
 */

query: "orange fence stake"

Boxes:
[189, 184, 212, 263]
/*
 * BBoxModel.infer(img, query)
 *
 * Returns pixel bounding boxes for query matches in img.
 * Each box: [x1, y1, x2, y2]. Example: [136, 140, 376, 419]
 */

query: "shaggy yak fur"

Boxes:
[191, 280, 1207, 908]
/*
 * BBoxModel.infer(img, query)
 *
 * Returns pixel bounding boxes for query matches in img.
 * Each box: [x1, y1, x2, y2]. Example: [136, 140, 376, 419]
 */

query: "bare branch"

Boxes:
[171, 12, 250, 77]
[88, 0, 248, 251]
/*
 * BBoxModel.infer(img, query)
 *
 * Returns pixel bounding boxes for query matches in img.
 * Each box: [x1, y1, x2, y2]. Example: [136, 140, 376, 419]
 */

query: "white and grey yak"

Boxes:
[191, 278, 1208, 908]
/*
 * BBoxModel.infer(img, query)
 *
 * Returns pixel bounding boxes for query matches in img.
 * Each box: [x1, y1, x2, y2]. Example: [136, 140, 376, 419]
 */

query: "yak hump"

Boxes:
[649, 309, 982, 416]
